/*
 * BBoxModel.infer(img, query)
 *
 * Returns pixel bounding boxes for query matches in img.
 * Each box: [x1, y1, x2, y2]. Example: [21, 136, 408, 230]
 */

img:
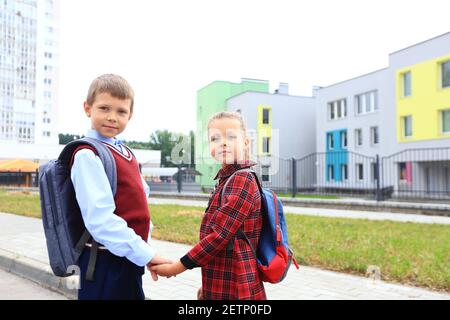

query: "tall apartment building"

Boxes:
[0, 0, 59, 146]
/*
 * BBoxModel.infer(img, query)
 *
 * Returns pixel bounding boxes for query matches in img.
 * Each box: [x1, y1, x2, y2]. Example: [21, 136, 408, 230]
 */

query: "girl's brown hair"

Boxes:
[207, 111, 248, 135]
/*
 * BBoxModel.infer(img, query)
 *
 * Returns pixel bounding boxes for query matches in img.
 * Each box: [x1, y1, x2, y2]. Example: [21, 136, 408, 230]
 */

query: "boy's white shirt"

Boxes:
[70, 129, 155, 267]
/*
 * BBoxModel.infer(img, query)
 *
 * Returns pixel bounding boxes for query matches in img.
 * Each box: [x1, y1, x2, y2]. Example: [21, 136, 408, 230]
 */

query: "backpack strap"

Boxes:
[220, 168, 262, 205]
[61, 137, 117, 195]
[221, 168, 262, 253]
[61, 137, 118, 281]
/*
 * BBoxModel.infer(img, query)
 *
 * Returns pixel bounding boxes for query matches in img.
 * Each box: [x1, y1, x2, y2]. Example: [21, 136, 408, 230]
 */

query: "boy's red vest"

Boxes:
[72, 143, 150, 242]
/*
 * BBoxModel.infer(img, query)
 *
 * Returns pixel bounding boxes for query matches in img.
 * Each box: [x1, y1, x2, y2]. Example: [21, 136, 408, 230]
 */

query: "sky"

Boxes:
[58, 0, 450, 141]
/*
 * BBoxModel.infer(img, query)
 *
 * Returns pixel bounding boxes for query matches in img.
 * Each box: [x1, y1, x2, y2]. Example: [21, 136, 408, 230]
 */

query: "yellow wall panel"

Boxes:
[397, 54, 450, 142]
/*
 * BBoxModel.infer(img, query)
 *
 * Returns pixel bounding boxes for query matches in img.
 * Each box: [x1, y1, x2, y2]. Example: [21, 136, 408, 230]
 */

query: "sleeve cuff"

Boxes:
[180, 254, 199, 270]
[129, 240, 156, 267]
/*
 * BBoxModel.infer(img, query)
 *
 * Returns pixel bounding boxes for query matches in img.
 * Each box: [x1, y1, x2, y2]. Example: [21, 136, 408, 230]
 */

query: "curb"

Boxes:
[0, 248, 77, 300]
[0, 248, 153, 300]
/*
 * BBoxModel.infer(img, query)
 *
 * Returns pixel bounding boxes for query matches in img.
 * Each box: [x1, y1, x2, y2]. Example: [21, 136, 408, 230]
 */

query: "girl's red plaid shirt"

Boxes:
[180, 160, 267, 300]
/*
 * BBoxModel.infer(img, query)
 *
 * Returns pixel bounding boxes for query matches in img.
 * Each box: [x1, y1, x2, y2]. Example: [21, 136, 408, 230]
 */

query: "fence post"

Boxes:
[292, 158, 297, 198]
[376, 155, 381, 201]
[18, 170, 21, 189]
[176, 165, 182, 193]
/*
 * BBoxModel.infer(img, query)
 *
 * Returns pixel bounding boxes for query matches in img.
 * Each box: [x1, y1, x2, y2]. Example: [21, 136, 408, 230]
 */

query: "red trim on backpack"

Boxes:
[69, 146, 98, 167]
[292, 256, 300, 269]
[271, 191, 282, 244]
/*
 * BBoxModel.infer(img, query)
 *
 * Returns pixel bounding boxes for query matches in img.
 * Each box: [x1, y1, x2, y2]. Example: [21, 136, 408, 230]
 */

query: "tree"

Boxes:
[148, 130, 177, 167]
[59, 133, 84, 145]
[148, 130, 194, 167]
[58, 130, 195, 168]
[122, 140, 151, 150]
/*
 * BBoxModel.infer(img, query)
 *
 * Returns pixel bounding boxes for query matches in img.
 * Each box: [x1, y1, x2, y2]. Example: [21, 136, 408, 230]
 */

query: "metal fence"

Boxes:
[380, 148, 450, 201]
[0, 170, 39, 188]
[250, 147, 450, 202]
[4, 148, 449, 202]
[145, 166, 202, 193]
[254, 152, 378, 199]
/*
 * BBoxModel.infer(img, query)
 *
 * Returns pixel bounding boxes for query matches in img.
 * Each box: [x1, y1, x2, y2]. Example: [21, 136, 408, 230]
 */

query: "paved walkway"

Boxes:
[0, 212, 449, 300]
[0, 268, 67, 300]
[148, 198, 450, 225]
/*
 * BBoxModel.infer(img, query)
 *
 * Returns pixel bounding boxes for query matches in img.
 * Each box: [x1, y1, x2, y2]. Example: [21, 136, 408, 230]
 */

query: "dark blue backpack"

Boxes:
[223, 169, 299, 283]
[39, 137, 116, 281]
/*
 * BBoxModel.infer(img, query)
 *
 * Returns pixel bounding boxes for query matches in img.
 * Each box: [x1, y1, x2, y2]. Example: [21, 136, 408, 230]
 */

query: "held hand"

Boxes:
[149, 268, 159, 281]
[151, 261, 187, 278]
[149, 254, 173, 266]
[197, 287, 203, 300]
[146, 254, 173, 281]
[150, 263, 176, 278]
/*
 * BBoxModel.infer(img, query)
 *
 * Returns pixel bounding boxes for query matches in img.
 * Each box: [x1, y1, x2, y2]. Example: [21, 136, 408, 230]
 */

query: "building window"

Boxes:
[355, 129, 363, 147]
[402, 71, 411, 97]
[341, 131, 347, 149]
[261, 166, 270, 182]
[341, 164, 348, 181]
[355, 91, 378, 115]
[402, 116, 412, 137]
[443, 110, 450, 133]
[370, 126, 379, 145]
[262, 137, 270, 154]
[327, 133, 334, 150]
[441, 60, 450, 88]
[328, 99, 347, 120]
[328, 165, 334, 181]
[356, 163, 364, 181]
[262, 109, 270, 124]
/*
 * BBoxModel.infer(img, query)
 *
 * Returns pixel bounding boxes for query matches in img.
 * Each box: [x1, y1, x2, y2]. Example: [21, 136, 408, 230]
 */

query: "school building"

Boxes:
[316, 32, 450, 198]
[195, 32, 450, 199]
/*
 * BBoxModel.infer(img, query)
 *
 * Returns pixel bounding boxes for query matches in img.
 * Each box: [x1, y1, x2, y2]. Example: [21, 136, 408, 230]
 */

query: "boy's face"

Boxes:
[208, 118, 249, 165]
[84, 92, 132, 138]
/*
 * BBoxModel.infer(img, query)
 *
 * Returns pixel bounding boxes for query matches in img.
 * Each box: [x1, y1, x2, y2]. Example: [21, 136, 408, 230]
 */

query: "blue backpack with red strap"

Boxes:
[223, 169, 299, 283]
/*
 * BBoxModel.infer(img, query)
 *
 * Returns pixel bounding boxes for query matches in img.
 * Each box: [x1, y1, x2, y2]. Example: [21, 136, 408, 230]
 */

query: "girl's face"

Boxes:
[208, 118, 249, 165]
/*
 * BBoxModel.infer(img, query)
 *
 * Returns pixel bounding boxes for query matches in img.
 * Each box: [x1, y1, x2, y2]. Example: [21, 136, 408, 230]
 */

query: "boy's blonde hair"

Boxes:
[86, 74, 135, 113]
[207, 111, 248, 135]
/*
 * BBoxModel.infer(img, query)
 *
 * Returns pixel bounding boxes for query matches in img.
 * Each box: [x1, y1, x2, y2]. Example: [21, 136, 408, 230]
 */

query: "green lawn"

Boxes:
[0, 190, 42, 218]
[1, 190, 449, 292]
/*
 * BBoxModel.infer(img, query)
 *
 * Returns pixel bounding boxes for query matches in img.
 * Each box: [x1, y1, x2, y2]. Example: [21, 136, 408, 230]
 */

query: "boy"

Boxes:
[71, 74, 169, 300]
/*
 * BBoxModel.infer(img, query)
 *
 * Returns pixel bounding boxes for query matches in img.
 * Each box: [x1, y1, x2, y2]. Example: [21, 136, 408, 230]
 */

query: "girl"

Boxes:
[151, 111, 266, 300]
